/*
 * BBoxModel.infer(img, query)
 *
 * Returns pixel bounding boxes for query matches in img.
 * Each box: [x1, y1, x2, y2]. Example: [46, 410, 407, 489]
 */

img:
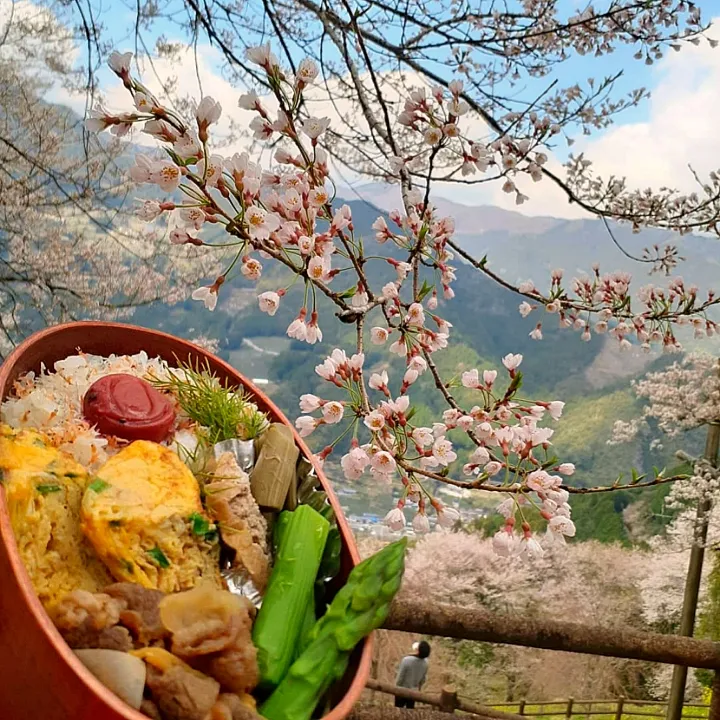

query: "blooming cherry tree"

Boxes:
[86, 32, 718, 555]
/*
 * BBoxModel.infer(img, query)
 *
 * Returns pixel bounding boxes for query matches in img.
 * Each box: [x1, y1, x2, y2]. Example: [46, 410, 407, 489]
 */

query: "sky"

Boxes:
[7, 0, 720, 221]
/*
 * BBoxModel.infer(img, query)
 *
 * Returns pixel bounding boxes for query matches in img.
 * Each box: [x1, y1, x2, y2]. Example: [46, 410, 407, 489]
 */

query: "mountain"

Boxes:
[131, 194, 709, 544]
[339, 182, 720, 300]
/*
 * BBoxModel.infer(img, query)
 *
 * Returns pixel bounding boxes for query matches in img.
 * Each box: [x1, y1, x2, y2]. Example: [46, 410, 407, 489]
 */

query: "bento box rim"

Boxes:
[0, 320, 373, 720]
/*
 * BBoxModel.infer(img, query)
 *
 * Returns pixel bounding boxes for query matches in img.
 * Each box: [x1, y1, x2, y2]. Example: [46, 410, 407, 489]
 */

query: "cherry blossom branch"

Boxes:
[88, 39, 716, 559]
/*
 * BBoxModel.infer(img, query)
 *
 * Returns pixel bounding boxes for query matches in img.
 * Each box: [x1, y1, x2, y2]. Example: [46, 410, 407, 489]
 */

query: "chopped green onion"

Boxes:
[36, 484, 61, 496]
[189, 512, 210, 536]
[88, 479, 110, 493]
[147, 547, 170, 569]
[204, 529, 219, 543]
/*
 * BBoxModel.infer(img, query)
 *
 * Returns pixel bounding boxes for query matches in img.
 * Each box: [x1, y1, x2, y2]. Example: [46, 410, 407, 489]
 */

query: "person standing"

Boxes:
[394, 641, 431, 709]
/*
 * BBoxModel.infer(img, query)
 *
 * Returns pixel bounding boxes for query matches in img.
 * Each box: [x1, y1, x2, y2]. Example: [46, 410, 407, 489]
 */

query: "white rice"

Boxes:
[0, 351, 181, 469]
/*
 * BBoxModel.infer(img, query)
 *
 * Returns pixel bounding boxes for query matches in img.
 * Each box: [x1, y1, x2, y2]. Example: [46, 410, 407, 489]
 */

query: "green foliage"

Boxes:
[551, 390, 638, 485]
[571, 491, 632, 545]
[695, 551, 720, 688]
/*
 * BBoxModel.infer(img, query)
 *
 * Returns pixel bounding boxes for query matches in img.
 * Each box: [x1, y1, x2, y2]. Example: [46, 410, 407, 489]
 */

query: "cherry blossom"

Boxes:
[412, 512, 431, 534]
[322, 401, 344, 424]
[287, 309, 309, 341]
[301, 116, 331, 139]
[136, 200, 166, 221]
[299, 394, 322, 412]
[369, 371, 389, 392]
[246, 43, 278, 69]
[191, 286, 218, 311]
[108, 51, 132, 77]
[258, 291, 281, 316]
[502, 353, 523, 372]
[364, 411, 386, 432]
[371, 450, 397, 475]
[195, 96, 222, 141]
[151, 162, 181, 192]
[431, 437, 457, 466]
[296, 58, 319, 85]
[295, 415, 319, 437]
[384, 506, 406, 531]
[436, 505, 461, 529]
[241, 258, 263, 280]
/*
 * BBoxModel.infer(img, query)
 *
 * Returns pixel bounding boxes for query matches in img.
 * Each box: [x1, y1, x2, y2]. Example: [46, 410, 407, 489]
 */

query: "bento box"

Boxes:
[0, 321, 372, 720]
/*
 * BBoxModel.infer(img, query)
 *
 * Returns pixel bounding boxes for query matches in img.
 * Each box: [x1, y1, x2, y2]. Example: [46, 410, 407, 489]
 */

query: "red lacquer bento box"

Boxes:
[0, 321, 371, 720]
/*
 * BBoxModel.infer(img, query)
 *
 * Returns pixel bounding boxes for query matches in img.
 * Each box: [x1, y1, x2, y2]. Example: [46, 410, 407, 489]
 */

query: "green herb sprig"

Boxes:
[149, 357, 268, 444]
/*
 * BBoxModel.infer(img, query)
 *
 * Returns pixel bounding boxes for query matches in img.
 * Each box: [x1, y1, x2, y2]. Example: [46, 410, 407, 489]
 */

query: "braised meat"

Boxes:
[140, 699, 162, 720]
[105, 582, 168, 646]
[209, 694, 262, 720]
[48, 590, 132, 651]
[159, 584, 259, 694]
[145, 664, 220, 720]
[205, 453, 270, 591]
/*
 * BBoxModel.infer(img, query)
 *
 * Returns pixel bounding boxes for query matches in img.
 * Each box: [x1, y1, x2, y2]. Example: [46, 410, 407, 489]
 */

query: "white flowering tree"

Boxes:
[0, 3, 214, 354]
[378, 532, 678, 701]
[611, 354, 720, 708]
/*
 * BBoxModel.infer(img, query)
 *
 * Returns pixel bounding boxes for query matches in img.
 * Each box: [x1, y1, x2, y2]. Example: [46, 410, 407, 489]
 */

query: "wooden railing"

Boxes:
[343, 599, 720, 720]
[353, 680, 711, 720]
[493, 698, 709, 720]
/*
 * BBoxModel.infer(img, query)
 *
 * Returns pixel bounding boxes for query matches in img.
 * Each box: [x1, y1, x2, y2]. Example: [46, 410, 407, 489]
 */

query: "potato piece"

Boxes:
[74, 649, 146, 710]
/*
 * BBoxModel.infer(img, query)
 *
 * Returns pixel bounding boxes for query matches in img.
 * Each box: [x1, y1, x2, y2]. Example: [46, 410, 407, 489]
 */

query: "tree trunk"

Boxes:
[666, 421, 720, 720]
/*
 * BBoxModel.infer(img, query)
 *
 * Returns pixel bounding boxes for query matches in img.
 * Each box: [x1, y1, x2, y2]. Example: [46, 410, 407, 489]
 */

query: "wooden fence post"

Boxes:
[566, 698, 575, 719]
[519, 701, 526, 716]
[440, 685, 459, 713]
[615, 697, 626, 720]
[710, 671, 720, 720]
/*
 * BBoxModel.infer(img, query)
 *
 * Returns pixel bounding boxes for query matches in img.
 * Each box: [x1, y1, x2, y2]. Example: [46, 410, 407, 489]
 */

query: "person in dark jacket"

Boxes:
[394, 641, 431, 709]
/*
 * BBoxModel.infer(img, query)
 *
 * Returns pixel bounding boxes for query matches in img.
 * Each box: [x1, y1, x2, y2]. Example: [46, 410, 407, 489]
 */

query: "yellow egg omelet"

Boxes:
[0, 425, 113, 606]
[80, 441, 222, 593]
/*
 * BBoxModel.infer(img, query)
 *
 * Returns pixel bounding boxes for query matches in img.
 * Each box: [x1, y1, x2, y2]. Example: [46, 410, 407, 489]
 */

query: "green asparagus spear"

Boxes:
[259, 538, 407, 720]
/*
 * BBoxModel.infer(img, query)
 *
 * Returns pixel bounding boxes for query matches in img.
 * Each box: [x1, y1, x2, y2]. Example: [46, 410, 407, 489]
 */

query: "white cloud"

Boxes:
[472, 25, 720, 218]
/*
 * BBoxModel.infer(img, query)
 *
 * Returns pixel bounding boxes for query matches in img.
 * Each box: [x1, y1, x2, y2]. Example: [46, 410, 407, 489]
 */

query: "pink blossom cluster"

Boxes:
[392, 80, 549, 207]
[392, 82, 720, 346]
[296, 344, 575, 549]
[515, 268, 719, 352]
